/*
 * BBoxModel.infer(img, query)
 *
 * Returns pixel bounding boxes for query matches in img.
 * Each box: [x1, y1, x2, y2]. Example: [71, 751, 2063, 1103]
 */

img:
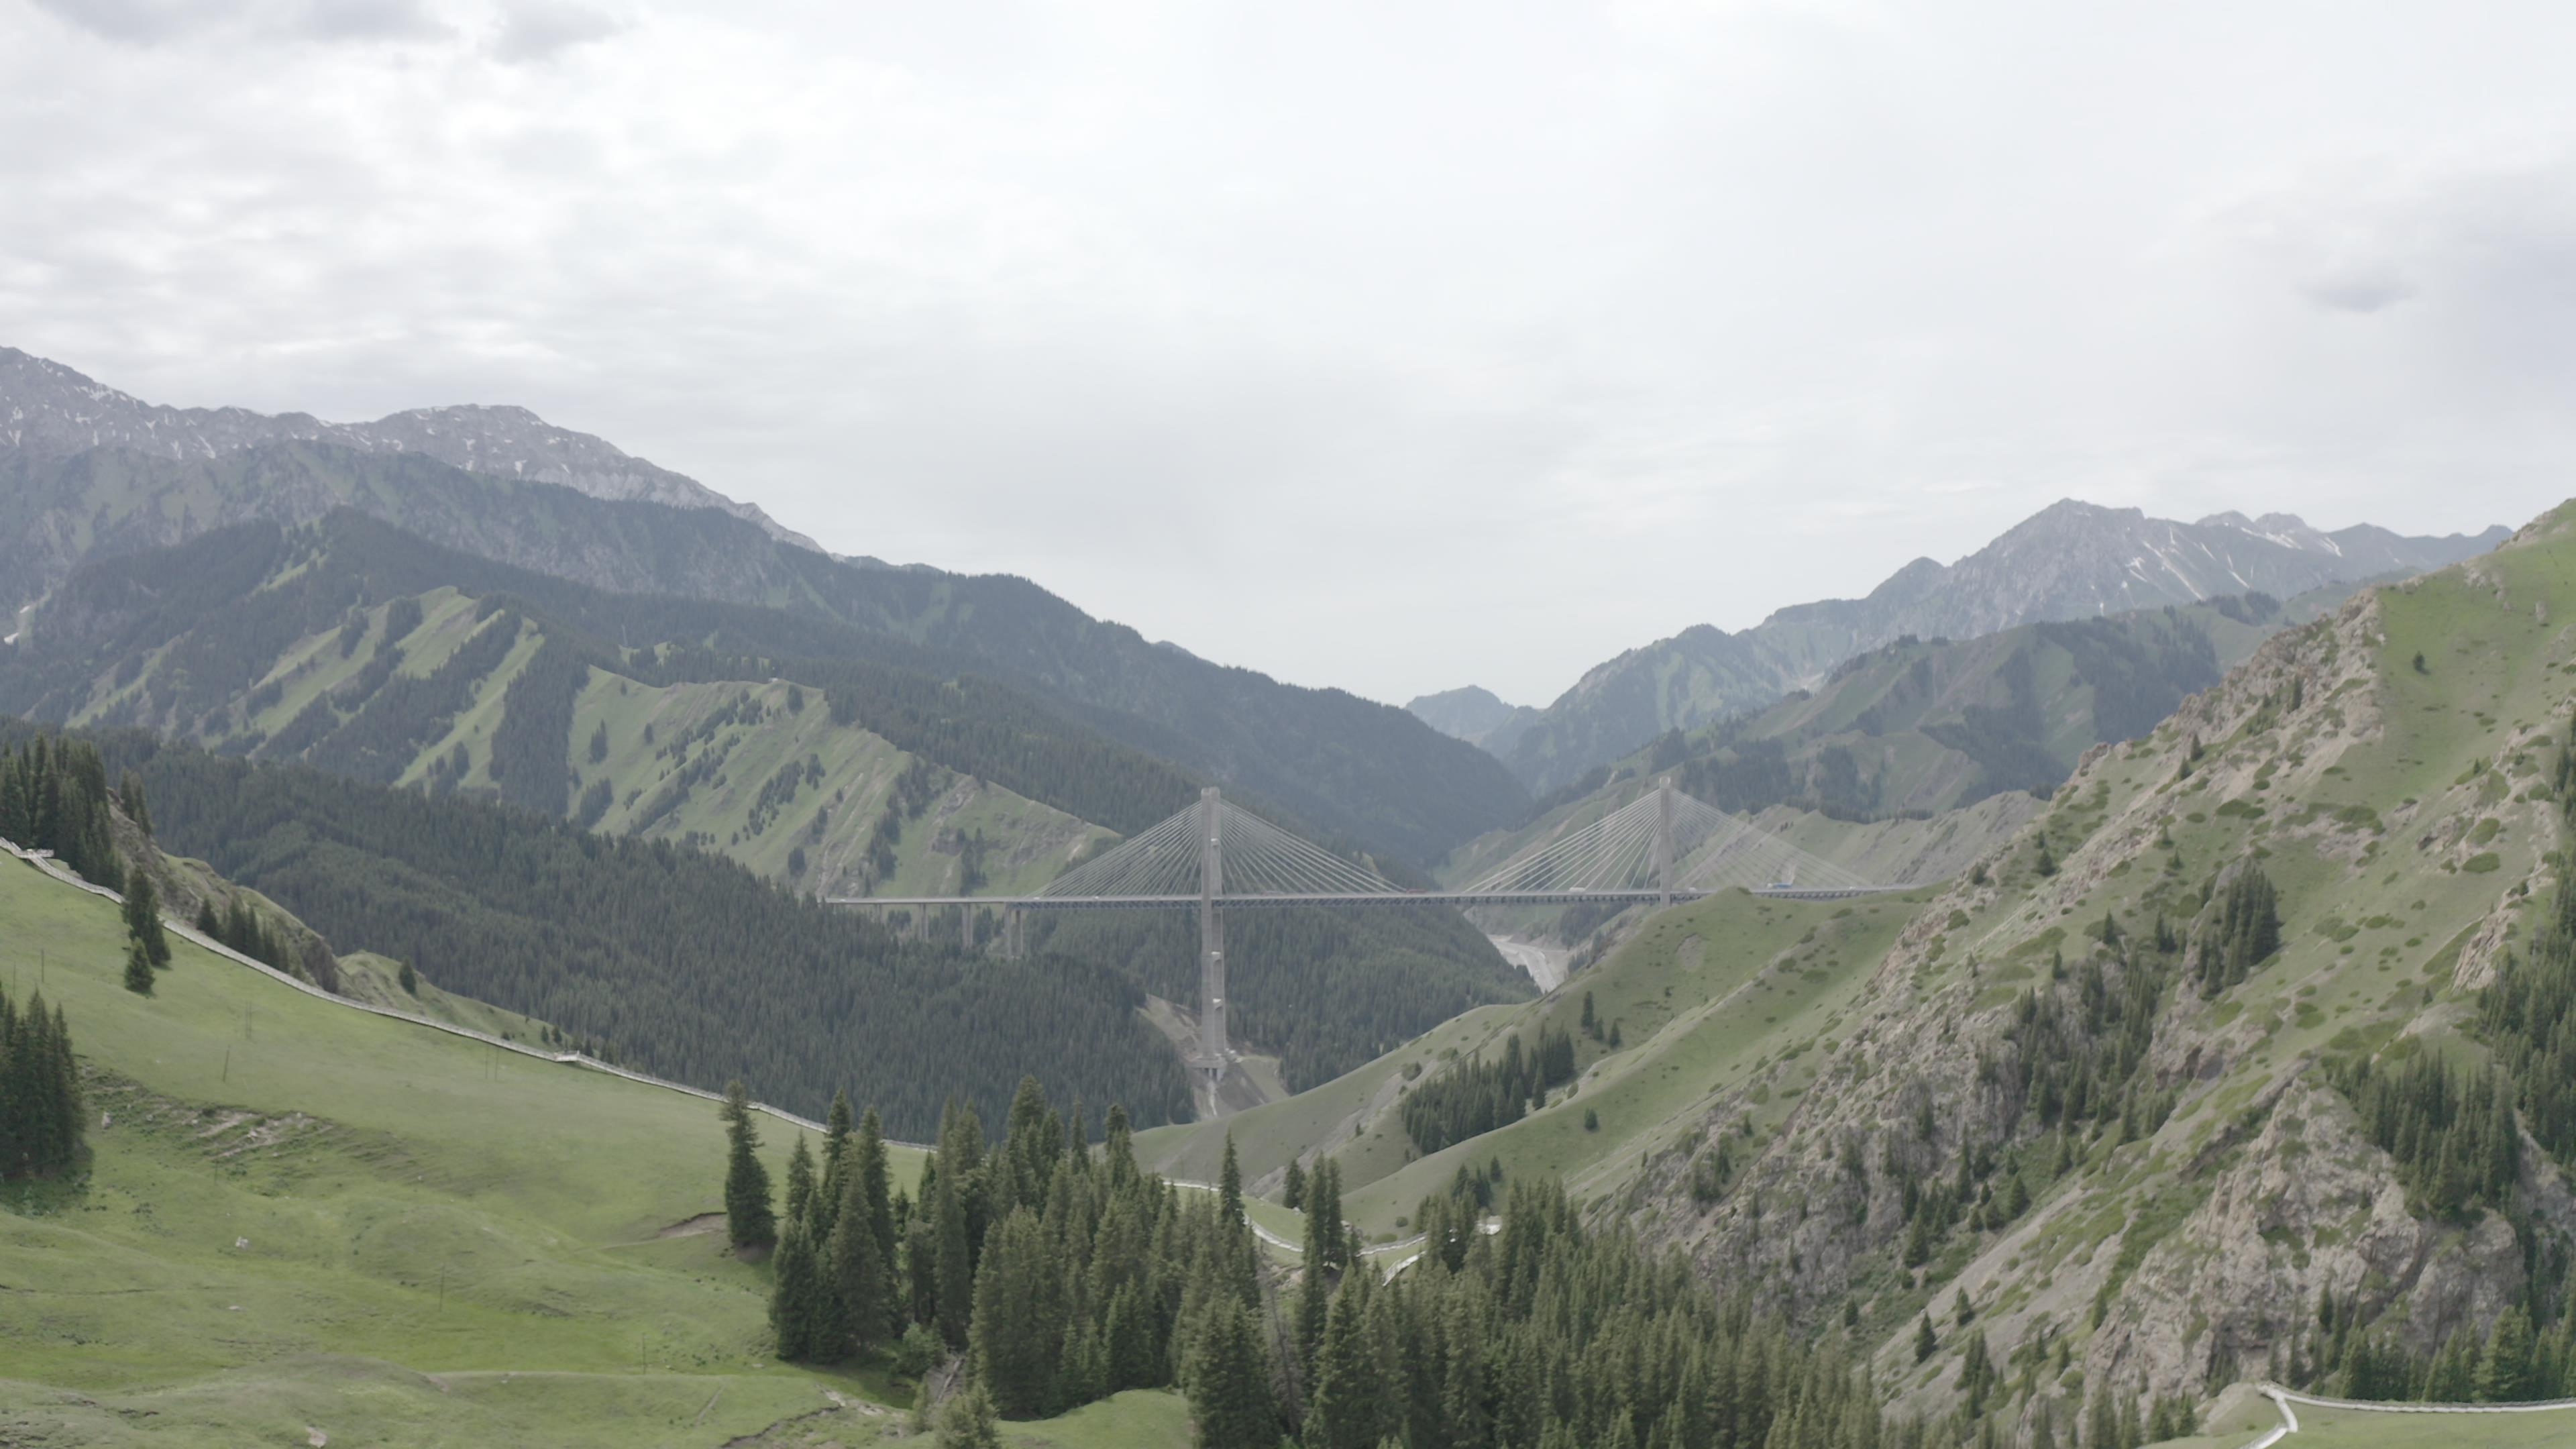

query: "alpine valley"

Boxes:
[5, 344, 2573, 1449]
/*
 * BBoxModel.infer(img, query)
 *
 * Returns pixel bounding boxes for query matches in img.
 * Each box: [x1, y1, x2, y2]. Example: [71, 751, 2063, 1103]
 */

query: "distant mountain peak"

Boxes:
[0, 345, 820, 551]
[1405, 685, 1536, 751]
[1489, 495, 2508, 794]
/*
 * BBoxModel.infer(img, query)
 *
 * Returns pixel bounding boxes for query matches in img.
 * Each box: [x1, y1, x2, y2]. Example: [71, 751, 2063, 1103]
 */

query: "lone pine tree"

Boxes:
[721, 1079, 775, 1251]
[123, 873, 169, 968]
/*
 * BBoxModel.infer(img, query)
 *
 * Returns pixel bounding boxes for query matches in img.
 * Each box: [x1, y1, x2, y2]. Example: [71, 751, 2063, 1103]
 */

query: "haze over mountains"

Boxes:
[1415, 498, 2509, 794]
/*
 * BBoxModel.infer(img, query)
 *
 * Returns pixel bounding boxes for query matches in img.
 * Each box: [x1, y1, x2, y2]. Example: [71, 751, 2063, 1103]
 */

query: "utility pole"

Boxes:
[1195, 786, 1227, 1085]
[1656, 775, 1675, 909]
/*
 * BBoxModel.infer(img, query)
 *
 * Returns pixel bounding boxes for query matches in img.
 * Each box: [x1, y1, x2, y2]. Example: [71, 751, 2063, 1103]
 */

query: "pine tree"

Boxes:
[769, 1217, 826, 1359]
[932, 1376, 1004, 1449]
[1915, 1313, 1937, 1362]
[122, 936, 155, 996]
[934, 1100, 984, 1346]
[854, 1107, 900, 1330]
[970, 1207, 1063, 1416]
[1218, 1134, 1243, 1225]
[1306, 1284, 1386, 1449]
[124, 873, 169, 968]
[1309, 1159, 1346, 1272]
[818, 1087, 855, 1237]
[1283, 1158, 1307, 1210]
[829, 1154, 894, 1352]
[2479, 1306, 2536, 1403]
[1187, 1299, 1278, 1449]
[722, 1079, 775, 1251]
[2084, 1383, 2115, 1449]
[118, 769, 152, 837]
[784, 1137, 818, 1230]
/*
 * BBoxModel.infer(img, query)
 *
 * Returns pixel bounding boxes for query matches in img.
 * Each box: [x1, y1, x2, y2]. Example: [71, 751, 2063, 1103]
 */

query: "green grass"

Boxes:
[1000, 1389, 1194, 1446]
[0, 849, 940, 1446]
[1138, 887, 1929, 1239]
[1340, 888, 1929, 1232]
[2271, 1401, 2576, 1446]
[333, 949, 557, 1043]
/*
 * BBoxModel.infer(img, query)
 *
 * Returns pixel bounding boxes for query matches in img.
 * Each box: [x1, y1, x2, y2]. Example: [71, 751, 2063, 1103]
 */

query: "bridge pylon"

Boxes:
[1191, 786, 1230, 1083]
[1656, 775, 1674, 908]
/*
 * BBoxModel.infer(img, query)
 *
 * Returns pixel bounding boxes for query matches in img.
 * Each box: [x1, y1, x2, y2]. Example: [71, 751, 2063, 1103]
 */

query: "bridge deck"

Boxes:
[828, 885, 1906, 910]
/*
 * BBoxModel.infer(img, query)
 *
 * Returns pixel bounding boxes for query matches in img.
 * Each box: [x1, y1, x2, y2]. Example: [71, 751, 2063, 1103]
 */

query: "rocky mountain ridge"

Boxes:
[0, 344, 818, 551]
[1605, 508, 2576, 1432]
[1481, 498, 2509, 794]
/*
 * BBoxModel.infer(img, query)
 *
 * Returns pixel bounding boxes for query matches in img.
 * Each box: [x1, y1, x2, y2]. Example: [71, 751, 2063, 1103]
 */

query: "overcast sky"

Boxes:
[6, 1, 2573, 706]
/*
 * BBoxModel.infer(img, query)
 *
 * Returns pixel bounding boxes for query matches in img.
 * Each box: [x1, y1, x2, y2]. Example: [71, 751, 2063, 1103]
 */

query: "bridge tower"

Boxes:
[1656, 775, 1675, 908]
[1193, 786, 1229, 1083]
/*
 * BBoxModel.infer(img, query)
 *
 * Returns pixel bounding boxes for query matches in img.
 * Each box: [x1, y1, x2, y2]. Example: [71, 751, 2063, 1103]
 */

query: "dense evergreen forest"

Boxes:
[49, 727, 1192, 1136]
[1036, 905, 1534, 1092]
[736, 1077, 1891, 1449]
[0, 983, 83, 1182]
[1401, 1026, 1578, 1156]
[0, 734, 123, 886]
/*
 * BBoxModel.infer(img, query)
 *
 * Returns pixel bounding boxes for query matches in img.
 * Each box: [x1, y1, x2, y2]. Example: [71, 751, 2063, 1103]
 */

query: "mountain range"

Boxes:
[1413, 500, 2509, 794]
[0, 346, 1525, 867]
[0, 344, 819, 553]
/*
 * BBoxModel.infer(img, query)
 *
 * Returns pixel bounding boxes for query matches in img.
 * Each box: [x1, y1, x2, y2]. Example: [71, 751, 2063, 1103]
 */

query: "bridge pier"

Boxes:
[1193, 786, 1229, 1084]
[1656, 775, 1674, 909]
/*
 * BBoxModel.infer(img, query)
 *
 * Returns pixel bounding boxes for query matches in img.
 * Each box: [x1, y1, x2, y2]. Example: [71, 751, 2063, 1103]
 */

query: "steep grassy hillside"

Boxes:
[0, 833, 1205, 1447]
[1151, 503, 2576, 1441]
[0, 847, 888, 1444]
[1135, 887, 1930, 1240]
[1597, 502, 2576, 1434]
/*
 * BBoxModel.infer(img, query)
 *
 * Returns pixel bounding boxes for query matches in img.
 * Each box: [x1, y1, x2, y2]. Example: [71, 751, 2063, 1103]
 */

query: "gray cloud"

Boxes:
[28, 0, 246, 44]
[297, 0, 448, 42]
[491, 0, 621, 62]
[32, 0, 447, 44]
[2306, 274, 2416, 313]
[3, 1, 2574, 705]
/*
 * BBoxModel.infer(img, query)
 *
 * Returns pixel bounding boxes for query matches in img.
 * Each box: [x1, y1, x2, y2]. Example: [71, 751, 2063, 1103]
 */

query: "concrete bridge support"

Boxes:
[1194, 786, 1228, 1084]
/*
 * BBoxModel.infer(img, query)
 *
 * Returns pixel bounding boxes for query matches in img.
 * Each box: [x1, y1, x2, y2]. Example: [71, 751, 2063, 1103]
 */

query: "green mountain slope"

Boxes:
[4, 429, 1526, 862]
[1444, 588, 2364, 906]
[1152, 500, 2576, 1438]
[0, 845, 941, 1445]
[1605, 503, 2576, 1426]
[19, 724, 1195, 1134]
[1485, 500, 2504, 796]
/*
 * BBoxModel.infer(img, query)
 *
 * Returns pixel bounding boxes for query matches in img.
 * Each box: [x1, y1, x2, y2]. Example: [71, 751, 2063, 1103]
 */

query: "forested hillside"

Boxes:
[1, 420, 1525, 862]
[749, 1075, 1892, 1449]
[1151, 498, 2576, 1447]
[1593, 502, 2576, 1430]
[26, 725, 1193, 1135]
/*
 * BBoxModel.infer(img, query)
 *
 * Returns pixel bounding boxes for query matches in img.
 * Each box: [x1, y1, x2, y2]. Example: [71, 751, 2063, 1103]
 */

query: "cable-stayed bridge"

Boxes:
[829, 780, 1900, 1080]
